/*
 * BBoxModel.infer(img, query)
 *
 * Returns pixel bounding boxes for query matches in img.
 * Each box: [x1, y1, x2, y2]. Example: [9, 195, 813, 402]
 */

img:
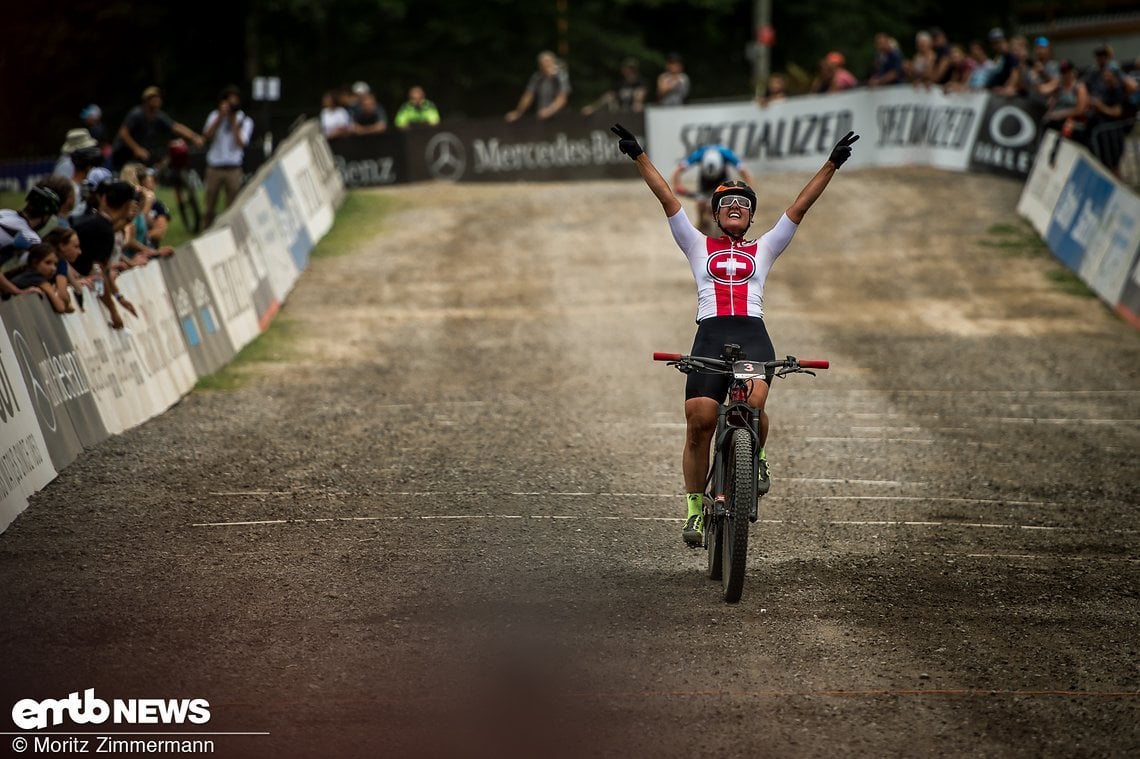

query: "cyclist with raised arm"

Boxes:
[670, 143, 756, 234]
[611, 123, 858, 546]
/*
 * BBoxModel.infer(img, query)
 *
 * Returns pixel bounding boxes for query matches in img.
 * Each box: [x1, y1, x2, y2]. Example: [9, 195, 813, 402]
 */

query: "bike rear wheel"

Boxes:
[705, 496, 723, 581]
[721, 427, 754, 603]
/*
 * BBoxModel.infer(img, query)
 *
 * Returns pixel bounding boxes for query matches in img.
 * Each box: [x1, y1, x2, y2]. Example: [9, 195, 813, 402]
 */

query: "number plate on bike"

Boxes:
[732, 360, 765, 380]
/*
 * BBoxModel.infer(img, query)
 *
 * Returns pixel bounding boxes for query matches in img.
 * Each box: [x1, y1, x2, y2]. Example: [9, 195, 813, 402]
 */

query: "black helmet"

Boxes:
[71, 145, 104, 170]
[25, 186, 61, 218]
[710, 180, 756, 215]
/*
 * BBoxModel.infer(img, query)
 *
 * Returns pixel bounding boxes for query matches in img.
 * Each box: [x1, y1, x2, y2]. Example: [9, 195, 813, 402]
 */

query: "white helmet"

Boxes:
[699, 147, 725, 179]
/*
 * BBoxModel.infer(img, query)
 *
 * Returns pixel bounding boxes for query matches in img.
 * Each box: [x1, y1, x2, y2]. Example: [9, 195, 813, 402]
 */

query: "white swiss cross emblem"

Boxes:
[706, 249, 756, 284]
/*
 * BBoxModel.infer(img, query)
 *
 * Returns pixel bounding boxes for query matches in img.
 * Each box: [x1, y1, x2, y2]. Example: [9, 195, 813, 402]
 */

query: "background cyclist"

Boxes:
[670, 143, 756, 234]
[611, 123, 858, 547]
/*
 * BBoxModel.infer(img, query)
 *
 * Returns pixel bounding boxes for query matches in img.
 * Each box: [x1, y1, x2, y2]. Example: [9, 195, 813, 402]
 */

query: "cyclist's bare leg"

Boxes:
[683, 397, 718, 493]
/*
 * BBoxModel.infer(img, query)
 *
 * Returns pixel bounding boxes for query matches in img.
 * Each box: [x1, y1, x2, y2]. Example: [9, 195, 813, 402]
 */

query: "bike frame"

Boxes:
[708, 378, 760, 521]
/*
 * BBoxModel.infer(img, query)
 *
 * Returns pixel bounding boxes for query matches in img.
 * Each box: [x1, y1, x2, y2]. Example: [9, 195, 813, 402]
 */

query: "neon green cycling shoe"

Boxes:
[682, 513, 704, 547]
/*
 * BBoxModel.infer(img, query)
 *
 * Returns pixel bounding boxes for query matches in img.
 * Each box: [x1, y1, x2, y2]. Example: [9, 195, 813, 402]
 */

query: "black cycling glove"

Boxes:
[611, 123, 644, 160]
[829, 131, 860, 168]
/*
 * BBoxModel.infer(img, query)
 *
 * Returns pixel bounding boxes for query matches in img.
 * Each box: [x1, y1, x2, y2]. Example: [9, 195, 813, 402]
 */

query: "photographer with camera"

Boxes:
[202, 84, 254, 228]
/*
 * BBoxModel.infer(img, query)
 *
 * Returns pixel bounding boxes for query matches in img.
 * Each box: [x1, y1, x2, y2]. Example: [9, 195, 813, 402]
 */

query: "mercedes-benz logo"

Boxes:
[425, 133, 466, 181]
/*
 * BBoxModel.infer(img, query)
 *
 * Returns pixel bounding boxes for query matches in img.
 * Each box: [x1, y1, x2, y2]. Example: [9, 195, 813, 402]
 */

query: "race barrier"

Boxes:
[645, 89, 1045, 180]
[1018, 130, 1140, 328]
[0, 121, 343, 532]
[326, 89, 1044, 187]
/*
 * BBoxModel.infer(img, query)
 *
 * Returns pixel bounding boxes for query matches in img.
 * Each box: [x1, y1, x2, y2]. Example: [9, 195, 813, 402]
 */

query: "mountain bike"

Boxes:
[157, 139, 203, 235]
[654, 344, 829, 603]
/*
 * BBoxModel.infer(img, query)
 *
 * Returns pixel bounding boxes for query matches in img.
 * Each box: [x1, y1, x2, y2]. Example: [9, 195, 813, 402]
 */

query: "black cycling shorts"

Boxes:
[686, 316, 775, 401]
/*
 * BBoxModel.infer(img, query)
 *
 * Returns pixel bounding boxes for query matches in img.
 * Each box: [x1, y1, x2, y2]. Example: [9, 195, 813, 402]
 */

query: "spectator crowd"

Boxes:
[2, 84, 255, 329]
[3, 26, 1139, 333]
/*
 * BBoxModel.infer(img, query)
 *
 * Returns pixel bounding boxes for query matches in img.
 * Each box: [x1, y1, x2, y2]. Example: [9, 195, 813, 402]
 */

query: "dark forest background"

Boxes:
[1, 0, 1125, 157]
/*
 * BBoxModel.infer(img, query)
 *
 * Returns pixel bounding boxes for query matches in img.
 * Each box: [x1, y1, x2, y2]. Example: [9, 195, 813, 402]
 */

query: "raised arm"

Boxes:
[786, 131, 858, 224]
[611, 124, 681, 217]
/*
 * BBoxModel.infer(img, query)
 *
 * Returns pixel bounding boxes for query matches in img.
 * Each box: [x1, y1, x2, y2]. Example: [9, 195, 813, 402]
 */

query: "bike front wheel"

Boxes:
[721, 427, 754, 603]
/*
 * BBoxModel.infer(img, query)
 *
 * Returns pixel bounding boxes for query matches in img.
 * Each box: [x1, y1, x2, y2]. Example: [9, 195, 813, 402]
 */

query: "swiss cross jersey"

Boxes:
[667, 206, 798, 322]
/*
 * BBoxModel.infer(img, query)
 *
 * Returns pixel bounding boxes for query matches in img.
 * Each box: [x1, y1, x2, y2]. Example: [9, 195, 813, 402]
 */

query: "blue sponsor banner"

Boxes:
[0, 157, 56, 194]
[262, 165, 313, 270]
[1045, 156, 1115, 271]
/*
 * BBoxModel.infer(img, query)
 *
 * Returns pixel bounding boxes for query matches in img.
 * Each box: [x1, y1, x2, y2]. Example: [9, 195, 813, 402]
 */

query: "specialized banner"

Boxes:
[0, 316, 56, 532]
[646, 89, 1044, 180]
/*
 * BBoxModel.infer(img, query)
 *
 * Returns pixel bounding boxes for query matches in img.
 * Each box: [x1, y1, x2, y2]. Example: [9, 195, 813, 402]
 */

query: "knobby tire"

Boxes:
[721, 427, 753, 603]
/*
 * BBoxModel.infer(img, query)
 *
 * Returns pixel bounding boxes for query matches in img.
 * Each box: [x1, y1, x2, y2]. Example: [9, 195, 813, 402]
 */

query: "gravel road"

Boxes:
[1, 169, 1137, 759]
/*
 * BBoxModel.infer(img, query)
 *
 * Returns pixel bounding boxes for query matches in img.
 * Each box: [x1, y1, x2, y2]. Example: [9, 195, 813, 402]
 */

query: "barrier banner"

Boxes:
[1018, 132, 1140, 329]
[193, 228, 262, 354]
[397, 112, 642, 184]
[0, 297, 92, 470]
[227, 211, 282, 330]
[1017, 130, 1079, 236]
[1046, 155, 1115, 272]
[306, 126, 346, 208]
[0, 315, 56, 533]
[236, 185, 301, 307]
[967, 96, 1048, 178]
[328, 131, 408, 188]
[113, 264, 198, 411]
[647, 89, 1043, 180]
[159, 243, 237, 378]
[1116, 249, 1140, 328]
[280, 138, 336, 244]
[262, 163, 314, 272]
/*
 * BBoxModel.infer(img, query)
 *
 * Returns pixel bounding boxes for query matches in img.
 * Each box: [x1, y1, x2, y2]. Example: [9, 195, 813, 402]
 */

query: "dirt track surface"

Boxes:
[1, 169, 1138, 759]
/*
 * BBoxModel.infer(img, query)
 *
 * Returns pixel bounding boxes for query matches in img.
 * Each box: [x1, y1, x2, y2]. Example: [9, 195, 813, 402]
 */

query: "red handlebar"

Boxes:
[653, 352, 682, 362]
[800, 360, 830, 369]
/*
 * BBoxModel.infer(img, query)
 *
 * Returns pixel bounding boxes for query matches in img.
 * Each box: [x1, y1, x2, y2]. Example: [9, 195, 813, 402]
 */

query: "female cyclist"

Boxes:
[610, 123, 858, 546]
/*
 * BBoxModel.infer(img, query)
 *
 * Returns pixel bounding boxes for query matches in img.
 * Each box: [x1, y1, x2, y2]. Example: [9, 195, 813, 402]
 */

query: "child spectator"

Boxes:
[43, 227, 86, 312]
[3, 244, 71, 313]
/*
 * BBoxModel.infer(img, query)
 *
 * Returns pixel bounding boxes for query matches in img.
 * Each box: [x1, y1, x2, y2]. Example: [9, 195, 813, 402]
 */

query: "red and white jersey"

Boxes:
[667, 207, 798, 321]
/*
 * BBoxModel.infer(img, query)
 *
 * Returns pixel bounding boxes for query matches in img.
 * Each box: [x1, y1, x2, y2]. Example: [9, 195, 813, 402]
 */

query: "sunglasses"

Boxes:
[718, 195, 752, 210]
